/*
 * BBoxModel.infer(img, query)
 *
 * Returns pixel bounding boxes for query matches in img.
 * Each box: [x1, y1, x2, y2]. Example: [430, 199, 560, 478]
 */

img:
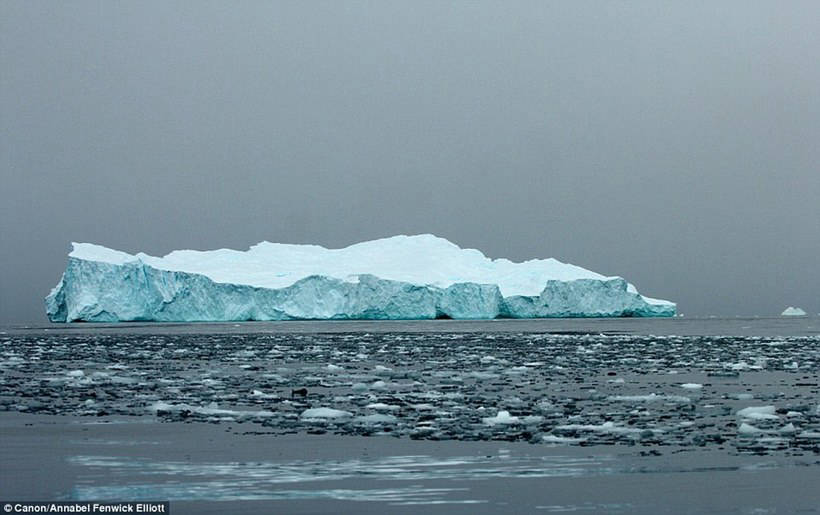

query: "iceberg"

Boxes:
[781, 307, 807, 316]
[45, 234, 675, 322]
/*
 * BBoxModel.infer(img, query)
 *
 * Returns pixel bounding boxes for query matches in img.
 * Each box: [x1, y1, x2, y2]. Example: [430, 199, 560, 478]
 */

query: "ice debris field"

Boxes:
[2, 330, 818, 455]
[46, 234, 674, 322]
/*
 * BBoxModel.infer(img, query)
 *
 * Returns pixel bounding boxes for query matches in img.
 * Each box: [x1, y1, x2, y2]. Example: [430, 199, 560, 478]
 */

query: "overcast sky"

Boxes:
[1, 1, 818, 322]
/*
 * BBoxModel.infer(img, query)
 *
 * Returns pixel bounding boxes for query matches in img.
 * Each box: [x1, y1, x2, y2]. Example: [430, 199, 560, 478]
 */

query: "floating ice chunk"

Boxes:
[326, 364, 343, 372]
[0, 355, 25, 367]
[468, 371, 500, 380]
[607, 394, 690, 403]
[542, 434, 586, 444]
[727, 362, 761, 370]
[365, 403, 400, 411]
[355, 414, 397, 424]
[554, 421, 642, 434]
[250, 389, 278, 399]
[797, 431, 820, 439]
[351, 383, 369, 392]
[781, 306, 807, 316]
[371, 380, 387, 390]
[503, 397, 526, 409]
[483, 410, 520, 425]
[779, 423, 797, 434]
[300, 407, 352, 419]
[66, 370, 85, 377]
[737, 406, 778, 420]
[757, 437, 787, 444]
[738, 422, 764, 434]
[680, 383, 703, 389]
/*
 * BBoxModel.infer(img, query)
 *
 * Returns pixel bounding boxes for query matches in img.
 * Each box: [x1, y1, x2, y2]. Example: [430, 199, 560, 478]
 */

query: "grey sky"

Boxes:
[1, 1, 818, 322]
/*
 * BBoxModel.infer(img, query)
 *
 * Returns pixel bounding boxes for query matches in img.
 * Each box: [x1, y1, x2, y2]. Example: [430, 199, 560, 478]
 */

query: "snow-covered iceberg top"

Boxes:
[47, 234, 675, 322]
[70, 234, 624, 297]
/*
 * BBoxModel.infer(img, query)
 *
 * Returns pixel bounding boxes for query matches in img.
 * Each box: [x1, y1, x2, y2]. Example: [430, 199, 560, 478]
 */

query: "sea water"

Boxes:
[1, 317, 818, 513]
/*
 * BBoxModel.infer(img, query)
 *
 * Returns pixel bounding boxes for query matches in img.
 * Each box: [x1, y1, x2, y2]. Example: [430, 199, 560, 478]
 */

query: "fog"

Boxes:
[2, 1, 818, 322]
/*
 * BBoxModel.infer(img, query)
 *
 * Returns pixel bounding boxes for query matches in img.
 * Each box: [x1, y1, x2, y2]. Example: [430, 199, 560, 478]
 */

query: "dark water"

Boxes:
[1, 317, 819, 513]
[5, 315, 820, 337]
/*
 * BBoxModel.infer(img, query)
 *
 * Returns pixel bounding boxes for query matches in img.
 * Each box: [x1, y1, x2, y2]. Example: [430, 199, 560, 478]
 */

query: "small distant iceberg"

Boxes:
[781, 306, 807, 317]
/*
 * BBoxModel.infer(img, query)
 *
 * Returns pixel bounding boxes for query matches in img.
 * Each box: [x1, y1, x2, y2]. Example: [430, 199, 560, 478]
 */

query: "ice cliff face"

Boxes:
[45, 235, 675, 322]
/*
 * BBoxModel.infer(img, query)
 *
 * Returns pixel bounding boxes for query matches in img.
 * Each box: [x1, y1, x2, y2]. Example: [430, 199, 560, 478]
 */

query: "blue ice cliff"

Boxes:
[45, 235, 675, 322]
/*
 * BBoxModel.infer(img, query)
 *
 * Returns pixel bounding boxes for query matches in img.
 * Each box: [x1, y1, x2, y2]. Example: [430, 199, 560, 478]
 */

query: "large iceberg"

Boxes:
[45, 234, 675, 322]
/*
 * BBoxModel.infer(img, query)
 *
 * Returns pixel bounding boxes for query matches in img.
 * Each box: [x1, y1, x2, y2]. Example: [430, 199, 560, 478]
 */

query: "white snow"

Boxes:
[68, 243, 139, 266]
[68, 234, 669, 301]
[781, 306, 807, 316]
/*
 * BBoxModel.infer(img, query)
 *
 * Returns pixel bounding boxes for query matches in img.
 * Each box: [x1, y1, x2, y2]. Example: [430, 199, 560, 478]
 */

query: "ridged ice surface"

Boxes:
[46, 234, 675, 322]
